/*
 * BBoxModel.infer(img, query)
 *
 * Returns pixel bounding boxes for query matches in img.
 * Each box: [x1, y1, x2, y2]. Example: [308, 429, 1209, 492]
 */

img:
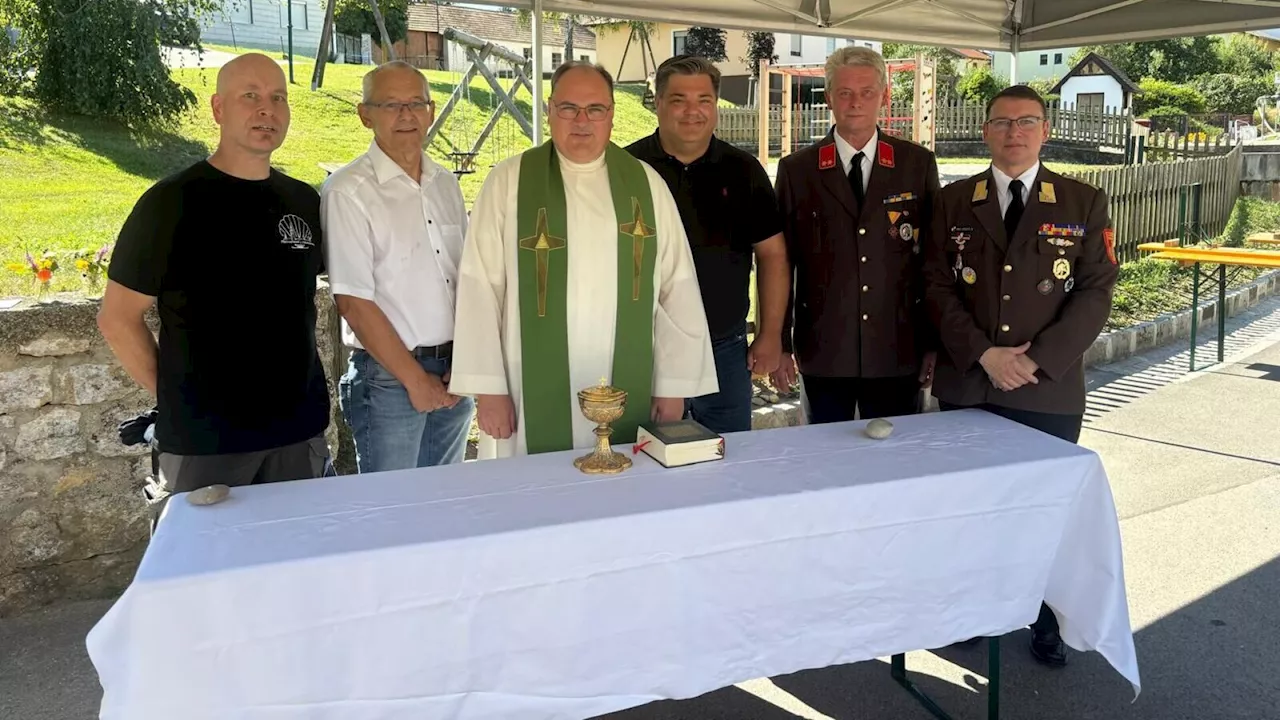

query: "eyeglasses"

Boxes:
[367, 100, 433, 113]
[553, 102, 612, 121]
[985, 116, 1043, 132]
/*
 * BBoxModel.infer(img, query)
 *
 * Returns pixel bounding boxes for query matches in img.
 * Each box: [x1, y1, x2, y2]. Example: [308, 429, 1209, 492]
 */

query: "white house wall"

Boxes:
[1060, 75, 1125, 111]
[202, 0, 326, 58]
[992, 48, 1078, 83]
[773, 32, 881, 68]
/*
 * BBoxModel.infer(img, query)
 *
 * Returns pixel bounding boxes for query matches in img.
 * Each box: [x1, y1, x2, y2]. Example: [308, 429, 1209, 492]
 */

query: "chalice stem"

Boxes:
[594, 423, 612, 457]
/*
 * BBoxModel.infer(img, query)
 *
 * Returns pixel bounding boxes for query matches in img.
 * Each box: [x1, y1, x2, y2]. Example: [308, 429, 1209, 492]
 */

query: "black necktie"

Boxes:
[1005, 179, 1025, 239]
[849, 152, 866, 211]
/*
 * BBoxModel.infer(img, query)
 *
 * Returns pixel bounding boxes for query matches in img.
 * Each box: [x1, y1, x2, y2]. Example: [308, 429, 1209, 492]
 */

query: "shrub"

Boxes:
[1134, 78, 1207, 115]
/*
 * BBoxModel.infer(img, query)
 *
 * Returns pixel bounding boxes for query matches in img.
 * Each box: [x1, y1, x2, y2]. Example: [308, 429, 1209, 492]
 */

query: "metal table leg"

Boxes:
[890, 636, 1001, 720]
[1190, 262, 1200, 372]
[1218, 263, 1227, 364]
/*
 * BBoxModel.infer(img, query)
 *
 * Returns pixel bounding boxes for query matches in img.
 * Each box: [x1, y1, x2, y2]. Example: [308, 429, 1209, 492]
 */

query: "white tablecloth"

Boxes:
[87, 410, 1140, 720]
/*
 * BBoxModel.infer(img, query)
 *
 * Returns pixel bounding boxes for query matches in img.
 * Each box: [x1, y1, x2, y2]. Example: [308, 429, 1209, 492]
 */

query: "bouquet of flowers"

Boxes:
[6, 251, 59, 296]
[71, 244, 112, 292]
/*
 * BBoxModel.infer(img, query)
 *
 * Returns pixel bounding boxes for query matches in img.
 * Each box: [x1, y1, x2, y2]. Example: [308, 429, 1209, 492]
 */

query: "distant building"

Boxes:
[1049, 51, 1141, 113]
[591, 24, 881, 106]
[992, 47, 1079, 84]
[201, 1, 326, 58]
[944, 48, 991, 74]
[402, 5, 596, 72]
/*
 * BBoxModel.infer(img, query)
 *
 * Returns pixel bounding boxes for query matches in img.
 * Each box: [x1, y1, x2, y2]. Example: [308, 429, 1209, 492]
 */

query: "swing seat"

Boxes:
[448, 152, 480, 174]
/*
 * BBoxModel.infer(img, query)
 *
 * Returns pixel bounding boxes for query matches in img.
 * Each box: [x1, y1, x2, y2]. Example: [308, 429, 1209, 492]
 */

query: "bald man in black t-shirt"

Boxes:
[99, 53, 331, 497]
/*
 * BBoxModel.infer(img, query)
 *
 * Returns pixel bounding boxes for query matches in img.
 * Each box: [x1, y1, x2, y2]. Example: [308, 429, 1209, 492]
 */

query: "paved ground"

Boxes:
[3, 297, 1279, 720]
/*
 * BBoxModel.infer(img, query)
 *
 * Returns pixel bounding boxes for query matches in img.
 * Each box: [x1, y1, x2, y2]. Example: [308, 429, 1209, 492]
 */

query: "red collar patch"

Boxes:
[877, 140, 895, 168]
[818, 143, 837, 170]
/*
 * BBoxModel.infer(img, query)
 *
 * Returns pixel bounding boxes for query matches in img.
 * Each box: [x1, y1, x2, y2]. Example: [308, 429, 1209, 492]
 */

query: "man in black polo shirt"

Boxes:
[98, 53, 330, 494]
[627, 55, 789, 434]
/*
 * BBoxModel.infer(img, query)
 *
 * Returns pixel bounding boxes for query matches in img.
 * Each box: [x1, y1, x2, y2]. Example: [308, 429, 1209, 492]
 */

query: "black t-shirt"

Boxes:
[109, 160, 329, 455]
[627, 133, 783, 340]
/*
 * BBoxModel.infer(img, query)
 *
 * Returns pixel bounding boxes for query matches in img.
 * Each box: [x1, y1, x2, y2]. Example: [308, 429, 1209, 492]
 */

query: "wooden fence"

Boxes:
[1141, 131, 1235, 160]
[719, 103, 914, 154]
[935, 95, 1131, 147]
[721, 98, 1135, 152]
[1071, 146, 1242, 263]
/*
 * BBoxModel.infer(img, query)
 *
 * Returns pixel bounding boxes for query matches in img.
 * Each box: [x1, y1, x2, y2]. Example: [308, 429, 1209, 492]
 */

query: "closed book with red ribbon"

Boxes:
[634, 420, 725, 468]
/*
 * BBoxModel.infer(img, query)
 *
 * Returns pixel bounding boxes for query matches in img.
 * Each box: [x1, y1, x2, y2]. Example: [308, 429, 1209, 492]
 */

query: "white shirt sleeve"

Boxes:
[321, 186, 377, 302]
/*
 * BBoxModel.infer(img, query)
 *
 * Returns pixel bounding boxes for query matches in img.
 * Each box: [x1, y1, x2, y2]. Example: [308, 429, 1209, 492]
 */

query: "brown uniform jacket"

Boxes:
[924, 166, 1119, 414]
[777, 130, 940, 378]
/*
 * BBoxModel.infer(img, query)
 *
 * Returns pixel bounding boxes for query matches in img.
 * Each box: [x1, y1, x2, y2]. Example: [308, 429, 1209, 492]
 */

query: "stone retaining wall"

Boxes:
[0, 286, 351, 617]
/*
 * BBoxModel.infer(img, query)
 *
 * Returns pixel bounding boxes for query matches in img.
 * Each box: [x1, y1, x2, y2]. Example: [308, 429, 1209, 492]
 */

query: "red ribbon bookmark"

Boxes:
[632, 440, 651, 455]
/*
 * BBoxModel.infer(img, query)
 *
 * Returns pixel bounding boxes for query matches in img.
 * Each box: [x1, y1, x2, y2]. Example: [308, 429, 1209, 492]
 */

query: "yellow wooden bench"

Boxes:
[1245, 233, 1280, 247]
[1138, 242, 1280, 369]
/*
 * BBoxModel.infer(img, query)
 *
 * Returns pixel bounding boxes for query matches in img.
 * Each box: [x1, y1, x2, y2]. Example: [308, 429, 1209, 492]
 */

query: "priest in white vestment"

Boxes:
[450, 62, 718, 459]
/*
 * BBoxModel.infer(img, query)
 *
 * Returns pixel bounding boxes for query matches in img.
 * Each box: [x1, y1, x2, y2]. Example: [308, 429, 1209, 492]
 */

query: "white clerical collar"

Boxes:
[833, 128, 878, 172]
[991, 162, 1040, 197]
[555, 148, 606, 172]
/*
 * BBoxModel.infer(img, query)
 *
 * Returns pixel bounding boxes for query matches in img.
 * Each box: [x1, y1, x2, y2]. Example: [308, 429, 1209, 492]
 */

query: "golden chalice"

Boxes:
[573, 380, 632, 474]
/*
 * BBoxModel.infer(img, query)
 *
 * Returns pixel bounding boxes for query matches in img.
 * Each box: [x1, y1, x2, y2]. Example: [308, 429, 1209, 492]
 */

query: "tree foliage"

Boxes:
[1216, 33, 1275, 80]
[955, 66, 1006, 105]
[1024, 76, 1060, 104]
[1072, 38, 1222, 84]
[1, 0, 221, 124]
[1134, 78, 1206, 115]
[1193, 73, 1273, 115]
[334, 0, 407, 45]
[741, 31, 776, 78]
[683, 27, 726, 62]
[881, 44, 959, 104]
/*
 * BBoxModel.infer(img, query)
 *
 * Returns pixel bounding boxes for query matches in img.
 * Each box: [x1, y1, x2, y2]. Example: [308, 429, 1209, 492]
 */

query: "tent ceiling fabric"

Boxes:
[467, 0, 1280, 51]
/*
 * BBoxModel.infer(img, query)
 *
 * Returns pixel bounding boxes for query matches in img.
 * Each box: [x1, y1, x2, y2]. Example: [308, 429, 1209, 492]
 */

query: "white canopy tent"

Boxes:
[477, 0, 1280, 142]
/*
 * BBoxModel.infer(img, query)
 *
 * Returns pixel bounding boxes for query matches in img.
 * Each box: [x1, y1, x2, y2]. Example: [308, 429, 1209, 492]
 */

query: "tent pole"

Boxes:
[1009, 34, 1020, 85]
[532, 0, 545, 145]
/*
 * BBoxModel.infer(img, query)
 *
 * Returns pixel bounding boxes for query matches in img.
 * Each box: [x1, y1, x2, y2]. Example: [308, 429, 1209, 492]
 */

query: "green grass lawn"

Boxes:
[0, 59, 661, 296]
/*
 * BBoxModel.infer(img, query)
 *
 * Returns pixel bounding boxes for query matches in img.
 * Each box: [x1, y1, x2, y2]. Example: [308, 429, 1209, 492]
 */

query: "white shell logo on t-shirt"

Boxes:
[278, 214, 314, 250]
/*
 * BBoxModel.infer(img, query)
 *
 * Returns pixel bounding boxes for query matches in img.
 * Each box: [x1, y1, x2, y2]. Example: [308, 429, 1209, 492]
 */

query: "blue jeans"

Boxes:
[339, 348, 475, 473]
[686, 327, 752, 434]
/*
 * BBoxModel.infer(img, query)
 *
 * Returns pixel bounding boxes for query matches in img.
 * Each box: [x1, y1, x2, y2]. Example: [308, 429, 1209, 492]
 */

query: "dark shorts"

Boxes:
[158, 434, 333, 495]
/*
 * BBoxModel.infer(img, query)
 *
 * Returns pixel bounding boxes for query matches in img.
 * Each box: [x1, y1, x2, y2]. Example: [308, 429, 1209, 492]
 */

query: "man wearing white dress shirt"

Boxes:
[322, 61, 473, 472]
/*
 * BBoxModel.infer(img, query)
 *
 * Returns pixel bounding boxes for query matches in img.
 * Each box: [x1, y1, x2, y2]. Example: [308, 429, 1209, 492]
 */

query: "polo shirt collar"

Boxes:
[648, 130, 723, 166]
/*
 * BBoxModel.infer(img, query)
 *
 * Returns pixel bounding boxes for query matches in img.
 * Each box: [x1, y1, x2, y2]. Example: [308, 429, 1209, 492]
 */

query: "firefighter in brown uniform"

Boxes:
[774, 47, 939, 422]
[924, 85, 1120, 668]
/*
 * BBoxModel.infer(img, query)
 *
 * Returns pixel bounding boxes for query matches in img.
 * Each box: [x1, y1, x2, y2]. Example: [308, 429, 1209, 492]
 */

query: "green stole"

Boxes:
[515, 141, 658, 454]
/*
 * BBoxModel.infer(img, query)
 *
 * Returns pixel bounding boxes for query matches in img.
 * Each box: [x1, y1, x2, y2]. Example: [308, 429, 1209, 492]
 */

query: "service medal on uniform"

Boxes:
[900, 223, 914, 242]
[962, 266, 978, 285]
[1053, 257, 1071, 280]
[1064, 276, 1075, 293]
[1037, 278, 1054, 295]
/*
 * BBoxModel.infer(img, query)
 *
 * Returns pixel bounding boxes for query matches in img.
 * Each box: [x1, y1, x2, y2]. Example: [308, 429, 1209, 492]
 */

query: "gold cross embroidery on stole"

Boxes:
[518, 207, 566, 317]
[619, 197, 654, 301]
